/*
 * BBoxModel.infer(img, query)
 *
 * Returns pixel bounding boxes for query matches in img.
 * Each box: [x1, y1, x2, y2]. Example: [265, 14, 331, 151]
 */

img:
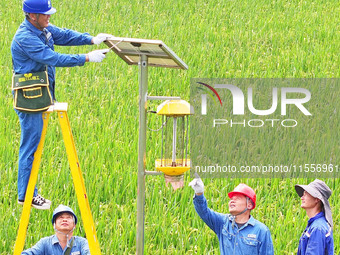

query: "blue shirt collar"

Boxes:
[307, 211, 324, 226]
[51, 235, 59, 245]
[23, 19, 45, 35]
[51, 235, 77, 247]
[227, 214, 256, 226]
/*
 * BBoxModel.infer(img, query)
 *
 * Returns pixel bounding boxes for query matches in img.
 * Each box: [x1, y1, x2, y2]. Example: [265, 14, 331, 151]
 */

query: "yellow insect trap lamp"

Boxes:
[155, 100, 193, 189]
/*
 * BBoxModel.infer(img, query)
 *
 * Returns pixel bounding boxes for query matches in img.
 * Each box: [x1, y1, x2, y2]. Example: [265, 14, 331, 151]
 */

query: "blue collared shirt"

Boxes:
[11, 19, 93, 99]
[21, 235, 90, 255]
[297, 212, 334, 255]
[193, 194, 274, 255]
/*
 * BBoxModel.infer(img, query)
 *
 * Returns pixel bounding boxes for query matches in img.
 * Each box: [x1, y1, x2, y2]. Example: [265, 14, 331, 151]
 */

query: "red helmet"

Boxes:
[228, 184, 256, 209]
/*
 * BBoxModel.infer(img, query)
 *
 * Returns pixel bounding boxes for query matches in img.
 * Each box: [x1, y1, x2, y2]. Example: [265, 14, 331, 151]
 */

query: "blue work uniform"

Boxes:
[297, 212, 334, 255]
[11, 19, 93, 201]
[21, 235, 90, 255]
[193, 194, 274, 255]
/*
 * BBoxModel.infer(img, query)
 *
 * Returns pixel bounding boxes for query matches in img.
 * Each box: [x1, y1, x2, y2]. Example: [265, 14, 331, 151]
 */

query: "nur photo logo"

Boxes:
[190, 78, 338, 178]
[197, 81, 312, 128]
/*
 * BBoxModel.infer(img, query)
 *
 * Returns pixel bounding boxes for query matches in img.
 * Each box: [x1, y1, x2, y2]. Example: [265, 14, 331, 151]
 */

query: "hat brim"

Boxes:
[228, 191, 246, 199]
[228, 191, 255, 209]
[53, 211, 77, 225]
[295, 184, 322, 200]
[42, 7, 56, 15]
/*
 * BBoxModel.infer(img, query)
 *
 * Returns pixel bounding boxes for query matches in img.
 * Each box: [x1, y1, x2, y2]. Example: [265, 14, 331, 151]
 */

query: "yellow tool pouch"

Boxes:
[12, 70, 52, 113]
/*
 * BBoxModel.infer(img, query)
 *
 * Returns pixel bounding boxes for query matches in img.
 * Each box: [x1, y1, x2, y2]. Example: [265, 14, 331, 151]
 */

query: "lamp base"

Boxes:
[155, 159, 191, 176]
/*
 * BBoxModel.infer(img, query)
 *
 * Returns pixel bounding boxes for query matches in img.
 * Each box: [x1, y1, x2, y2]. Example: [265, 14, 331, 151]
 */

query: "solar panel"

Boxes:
[104, 37, 188, 69]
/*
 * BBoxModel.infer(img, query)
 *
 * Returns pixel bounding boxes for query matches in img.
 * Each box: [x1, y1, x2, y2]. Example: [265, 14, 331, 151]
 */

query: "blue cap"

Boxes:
[23, 0, 57, 15]
[52, 204, 77, 225]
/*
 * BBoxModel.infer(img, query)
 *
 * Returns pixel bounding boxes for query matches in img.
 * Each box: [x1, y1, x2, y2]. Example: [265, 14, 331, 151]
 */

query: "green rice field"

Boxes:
[0, 0, 339, 254]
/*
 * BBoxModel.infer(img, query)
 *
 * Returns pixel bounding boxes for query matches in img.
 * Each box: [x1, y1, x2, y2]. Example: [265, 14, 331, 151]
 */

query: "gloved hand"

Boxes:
[88, 49, 110, 62]
[92, 33, 113, 45]
[189, 174, 204, 194]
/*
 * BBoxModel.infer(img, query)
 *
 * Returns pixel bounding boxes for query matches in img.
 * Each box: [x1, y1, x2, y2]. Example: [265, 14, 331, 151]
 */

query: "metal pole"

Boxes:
[137, 54, 148, 255]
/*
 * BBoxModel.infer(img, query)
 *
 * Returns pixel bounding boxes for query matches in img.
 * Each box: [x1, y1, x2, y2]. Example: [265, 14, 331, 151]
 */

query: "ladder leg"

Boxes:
[13, 112, 50, 255]
[57, 110, 101, 255]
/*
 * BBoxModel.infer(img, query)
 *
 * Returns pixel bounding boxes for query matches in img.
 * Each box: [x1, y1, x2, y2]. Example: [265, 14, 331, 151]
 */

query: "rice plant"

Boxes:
[0, 0, 339, 254]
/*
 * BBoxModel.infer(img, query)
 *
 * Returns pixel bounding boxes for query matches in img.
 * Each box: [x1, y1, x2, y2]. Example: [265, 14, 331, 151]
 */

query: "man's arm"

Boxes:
[48, 25, 93, 46]
[13, 33, 87, 68]
[189, 176, 225, 234]
[193, 194, 226, 234]
[21, 238, 47, 255]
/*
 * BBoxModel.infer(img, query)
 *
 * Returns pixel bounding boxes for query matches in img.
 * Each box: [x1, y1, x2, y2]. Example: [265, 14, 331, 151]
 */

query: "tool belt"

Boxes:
[12, 70, 52, 113]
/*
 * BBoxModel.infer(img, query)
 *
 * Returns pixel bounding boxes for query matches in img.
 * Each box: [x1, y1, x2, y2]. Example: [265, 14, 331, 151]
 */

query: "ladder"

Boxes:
[13, 103, 101, 255]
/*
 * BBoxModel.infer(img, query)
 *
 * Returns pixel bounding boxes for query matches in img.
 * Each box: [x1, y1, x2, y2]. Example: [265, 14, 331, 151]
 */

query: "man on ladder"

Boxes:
[11, 0, 111, 209]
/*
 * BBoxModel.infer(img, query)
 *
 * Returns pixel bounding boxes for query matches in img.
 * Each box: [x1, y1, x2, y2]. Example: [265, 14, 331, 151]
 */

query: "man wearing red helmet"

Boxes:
[189, 176, 274, 254]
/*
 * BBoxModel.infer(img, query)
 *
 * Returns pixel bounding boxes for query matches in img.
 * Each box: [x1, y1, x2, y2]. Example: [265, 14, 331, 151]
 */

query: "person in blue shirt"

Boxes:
[189, 176, 274, 255]
[11, 0, 111, 209]
[295, 179, 334, 255]
[22, 204, 90, 255]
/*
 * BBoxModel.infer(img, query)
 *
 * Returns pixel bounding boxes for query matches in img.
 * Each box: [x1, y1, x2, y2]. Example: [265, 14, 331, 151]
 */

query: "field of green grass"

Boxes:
[0, 0, 339, 254]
